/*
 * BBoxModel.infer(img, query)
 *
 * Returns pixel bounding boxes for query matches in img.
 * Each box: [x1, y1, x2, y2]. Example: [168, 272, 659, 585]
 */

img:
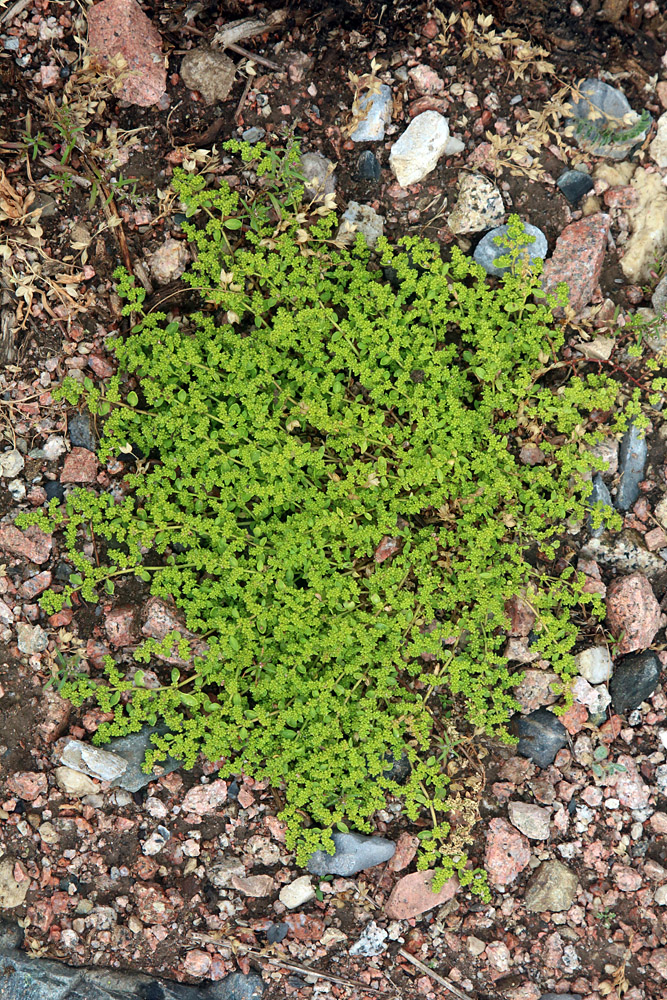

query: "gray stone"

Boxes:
[509, 708, 569, 769]
[180, 47, 235, 105]
[524, 860, 578, 912]
[540, 995, 582, 1000]
[68, 414, 96, 452]
[610, 651, 661, 713]
[653, 273, 667, 316]
[556, 169, 594, 204]
[382, 752, 411, 785]
[59, 740, 128, 782]
[241, 127, 266, 144]
[349, 84, 392, 142]
[306, 832, 395, 876]
[615, 422, 647, 512]
[357, 150, 381, 181]
[580, 530, 666, 581]
[212, 972, 265, 1000]
[105, 725, 182, 792]
[300, 152, 336, 202]
[337, 201, 384, 248]
[568, 78, 650, 159]
[473, 222, 547, 277]
[588, 473, 614, 538]
[507, 801, 551, 840]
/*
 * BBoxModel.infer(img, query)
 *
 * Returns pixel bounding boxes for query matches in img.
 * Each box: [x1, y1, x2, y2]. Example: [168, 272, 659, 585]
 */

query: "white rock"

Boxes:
[43, 435, 67, 461]
[649, 112, 667, 169]
[278, 875, 316, 909]
[576, 646, 612, 685]
[389, 111, 451, 187]
[141, 827, 171, 856]
[16, 623, 48, 654]
[146, 238, 190, 285]
[349, 920, 388, 957]
[444, 135, 465, 156]
[572, 675, 611, 715]
[0, 449, 24, 479]
[620, 168, 667, 283]
[447, 173, 505, 235]
[55, 766, 99, 798]
[337, 201, 384, 248]
[350, 84, 393, 142]
[655, 884, 667, 906]
[60, 739, 128, 782]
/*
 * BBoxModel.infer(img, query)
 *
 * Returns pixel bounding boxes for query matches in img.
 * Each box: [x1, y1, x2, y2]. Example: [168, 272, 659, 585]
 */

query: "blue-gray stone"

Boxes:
[241, 127, 266, 145]
[540, 995, 582, 1000]
[106, 725, 182, 792]
[509, 708, 569, 768]
[211, 973, 265, 1000]
[357, 150, 381, 181]
[306, 832, 395, 876]
[68, 413, 96, 452]
[556, 169, 594, 204]
[610, 651, 661, 714]
[587, 473, 614, 538]
[44, 481, 65, 503]
[567, 78, 651, 160]
[266, 922, 289, 944]
[349, 85, 392, 142]
[473, 223, 547, 277]
[615, 422, 647, 512]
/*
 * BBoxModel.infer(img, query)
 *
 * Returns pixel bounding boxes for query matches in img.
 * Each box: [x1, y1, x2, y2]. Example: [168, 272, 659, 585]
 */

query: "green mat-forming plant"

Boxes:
[20, 141, 623, 896]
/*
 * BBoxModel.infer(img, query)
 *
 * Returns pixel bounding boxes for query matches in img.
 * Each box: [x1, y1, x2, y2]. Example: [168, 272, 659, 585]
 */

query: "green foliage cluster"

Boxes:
[19, 141, 622, 894]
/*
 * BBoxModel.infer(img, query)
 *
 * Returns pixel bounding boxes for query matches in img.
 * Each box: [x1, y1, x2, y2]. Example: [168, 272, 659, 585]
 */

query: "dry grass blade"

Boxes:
[397, 948, 475, 1000]
[248, 950, 400, 997]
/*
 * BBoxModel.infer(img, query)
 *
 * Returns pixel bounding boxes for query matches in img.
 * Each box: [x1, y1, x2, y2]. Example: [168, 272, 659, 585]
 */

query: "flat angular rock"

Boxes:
[615, 422, 647, 512]
[484, 817, 531, 888]
[105, 725, 182, 792]
[68, 413, 96, 451]
[473, 222, 547, 277]
[59, 739, 128, 782]
[606, 572, 661, 655]
[610, 650, 661, 713]
[448, 173, 504, 235]
[542, 213, 610, 316]
[87, 0, 166, 108]
[389, 111, 452, 187]
[350, 84, 392, 142]
[180, 47, 235, 105]
[0, 523, 52, 564]
[384, 870, 459, 918]
[556, 169, 594, 204]
[306, 832, 395, 876]
[524, 860, 578, 912]
[509, 708, 568, 768]
[507, 801, 551, 840]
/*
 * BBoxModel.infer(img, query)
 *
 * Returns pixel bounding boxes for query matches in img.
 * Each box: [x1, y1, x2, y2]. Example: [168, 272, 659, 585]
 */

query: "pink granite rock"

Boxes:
[384, 870, 459, 919]
[87, 0, 166, 108]
[542, 213, 610, 315]
[105, 605, 138, 647]
[606, 572, 661, 654]
[0, 523, 52, 564]
[484, 817, 531, 888]
[61, 447, 98, 484]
